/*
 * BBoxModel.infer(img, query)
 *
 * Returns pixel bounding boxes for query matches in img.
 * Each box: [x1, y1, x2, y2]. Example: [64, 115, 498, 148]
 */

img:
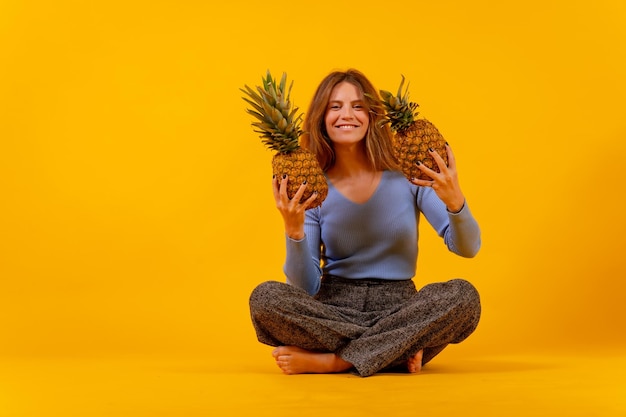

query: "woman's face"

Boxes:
[324, 81, 369, 147]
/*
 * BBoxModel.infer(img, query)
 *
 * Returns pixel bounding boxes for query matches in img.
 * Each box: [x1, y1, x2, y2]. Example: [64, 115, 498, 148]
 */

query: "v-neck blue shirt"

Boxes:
[284, 170, 480, 295]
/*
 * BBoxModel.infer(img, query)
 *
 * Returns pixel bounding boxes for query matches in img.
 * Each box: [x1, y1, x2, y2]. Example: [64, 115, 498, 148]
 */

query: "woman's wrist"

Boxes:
[285, 226, 305, 241]
[446, 198, 466, 214]
[287, 233, 305, 241]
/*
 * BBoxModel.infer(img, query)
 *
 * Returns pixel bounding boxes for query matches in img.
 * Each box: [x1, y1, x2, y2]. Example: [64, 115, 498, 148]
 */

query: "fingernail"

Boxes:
[428, 147, 434, 152]
[272, 174, 276, 179]
[302, 180, 307, 185]
[445, 142, 449, 146]
[282, 174, 287, 179]
[416, 161, 422, 166]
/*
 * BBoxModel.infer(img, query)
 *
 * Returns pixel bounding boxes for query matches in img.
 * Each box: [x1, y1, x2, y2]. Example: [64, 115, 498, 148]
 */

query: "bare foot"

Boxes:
[272, 346, 353, 375]
[407, 350, 423, 374]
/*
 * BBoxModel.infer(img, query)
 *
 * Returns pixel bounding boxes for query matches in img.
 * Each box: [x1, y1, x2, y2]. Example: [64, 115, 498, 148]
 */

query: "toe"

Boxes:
[272, 346, 284, 358]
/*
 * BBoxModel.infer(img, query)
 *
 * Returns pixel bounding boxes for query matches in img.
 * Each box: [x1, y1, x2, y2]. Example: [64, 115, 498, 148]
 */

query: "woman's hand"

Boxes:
[411, 144, 466, 213]
[273, 175, 318, 240]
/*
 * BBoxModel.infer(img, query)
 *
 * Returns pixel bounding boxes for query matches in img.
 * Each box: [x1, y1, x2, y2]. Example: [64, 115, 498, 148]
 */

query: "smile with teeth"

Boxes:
[336, 124, 359, 129]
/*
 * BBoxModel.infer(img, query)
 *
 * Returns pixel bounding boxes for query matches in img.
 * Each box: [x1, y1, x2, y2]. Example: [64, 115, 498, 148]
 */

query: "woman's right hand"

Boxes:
[272, 175, 318, 240]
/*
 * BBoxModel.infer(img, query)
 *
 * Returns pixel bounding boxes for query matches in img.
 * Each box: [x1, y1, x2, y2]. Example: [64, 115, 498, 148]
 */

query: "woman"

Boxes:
[249, 69, 481, 377]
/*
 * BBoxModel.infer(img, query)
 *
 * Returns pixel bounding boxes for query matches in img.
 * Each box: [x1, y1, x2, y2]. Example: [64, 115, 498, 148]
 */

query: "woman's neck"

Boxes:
[329, 144, 374, 179]
[326, 147, 383, 204]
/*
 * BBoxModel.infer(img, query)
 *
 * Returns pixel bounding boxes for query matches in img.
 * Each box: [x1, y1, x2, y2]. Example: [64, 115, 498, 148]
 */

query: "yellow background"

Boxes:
[1, 0, 625, 367]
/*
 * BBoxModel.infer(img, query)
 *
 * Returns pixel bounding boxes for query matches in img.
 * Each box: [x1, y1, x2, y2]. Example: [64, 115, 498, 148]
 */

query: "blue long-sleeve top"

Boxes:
[284, 170, 481, 295]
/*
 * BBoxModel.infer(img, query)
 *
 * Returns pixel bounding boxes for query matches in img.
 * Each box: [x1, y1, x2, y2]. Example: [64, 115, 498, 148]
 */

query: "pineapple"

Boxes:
[379, 75, 448, 181]
[241, 71, 327, 208]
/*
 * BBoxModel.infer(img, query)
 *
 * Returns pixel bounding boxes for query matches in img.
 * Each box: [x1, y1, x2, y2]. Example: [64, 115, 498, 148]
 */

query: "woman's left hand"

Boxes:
[411, 143, 466, 213]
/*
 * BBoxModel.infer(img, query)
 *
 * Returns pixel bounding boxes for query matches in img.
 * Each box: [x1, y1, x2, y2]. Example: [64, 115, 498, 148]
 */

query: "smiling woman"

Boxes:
[249, 68, 482, 377]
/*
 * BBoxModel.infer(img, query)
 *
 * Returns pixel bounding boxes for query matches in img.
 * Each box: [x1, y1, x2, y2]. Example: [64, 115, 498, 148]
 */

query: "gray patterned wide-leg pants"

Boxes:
[249, 275, 481, 377]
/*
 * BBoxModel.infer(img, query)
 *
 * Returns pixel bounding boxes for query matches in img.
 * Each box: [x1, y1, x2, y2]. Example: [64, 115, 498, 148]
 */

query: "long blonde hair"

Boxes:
[301, 69, 398, 172]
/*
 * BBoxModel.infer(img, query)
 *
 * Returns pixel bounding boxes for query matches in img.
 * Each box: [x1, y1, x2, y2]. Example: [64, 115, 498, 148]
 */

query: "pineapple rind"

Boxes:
[395, 119, 448, 181]
[272, 148, 328, 209]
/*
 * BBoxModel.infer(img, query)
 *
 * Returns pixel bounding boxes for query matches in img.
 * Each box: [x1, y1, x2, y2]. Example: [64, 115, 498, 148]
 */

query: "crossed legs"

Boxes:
[249, 279, 480, 377]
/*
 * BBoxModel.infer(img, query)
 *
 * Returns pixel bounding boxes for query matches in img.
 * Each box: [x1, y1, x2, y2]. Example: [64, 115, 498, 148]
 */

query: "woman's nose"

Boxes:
[340, 106, 354, 119]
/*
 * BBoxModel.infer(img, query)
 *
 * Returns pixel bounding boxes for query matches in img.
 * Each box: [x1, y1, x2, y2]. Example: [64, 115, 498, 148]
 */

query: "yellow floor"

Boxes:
[2, 349, 624, 417]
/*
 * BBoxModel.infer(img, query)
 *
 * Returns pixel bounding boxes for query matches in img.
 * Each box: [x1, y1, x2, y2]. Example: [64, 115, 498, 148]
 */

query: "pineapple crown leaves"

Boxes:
[378, 74, 420, 132]
[241, 70, 303, 154]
